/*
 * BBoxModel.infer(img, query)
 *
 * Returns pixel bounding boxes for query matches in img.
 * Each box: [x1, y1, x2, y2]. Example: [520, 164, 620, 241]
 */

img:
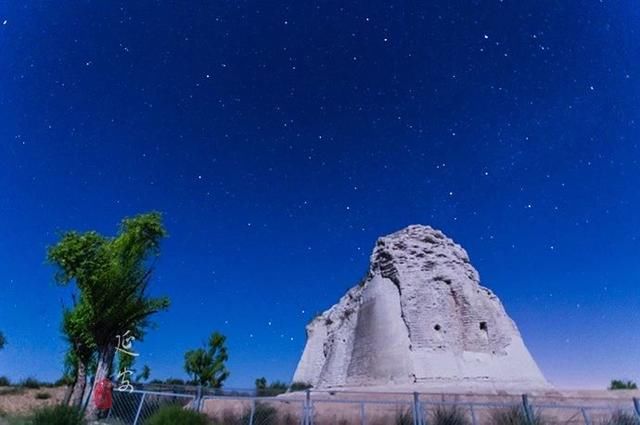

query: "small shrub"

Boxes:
[35, 391, 51, 400]
[396, 408, 414, 425]
[145, 405, 210, 425]
[20, 377, 41, 389]
[430, 406, 471, 425]
[31, 405, 85, 425]
[289, 381, 312, 392]
[601, 411, 640, 425]
[490, 406, 549, 425]
[0, 376, 10, 386]
[244, 403, 278, 425]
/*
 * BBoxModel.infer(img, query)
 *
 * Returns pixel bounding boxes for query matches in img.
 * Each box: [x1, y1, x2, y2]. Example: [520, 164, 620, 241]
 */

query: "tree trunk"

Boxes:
[62, 375, 76, 406]
[69, 361, 87, 407]
[85, 343, 115, 420]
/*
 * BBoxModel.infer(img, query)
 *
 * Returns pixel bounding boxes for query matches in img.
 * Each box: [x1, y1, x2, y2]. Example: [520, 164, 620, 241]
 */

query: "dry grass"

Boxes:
[0, 386, 67, 417]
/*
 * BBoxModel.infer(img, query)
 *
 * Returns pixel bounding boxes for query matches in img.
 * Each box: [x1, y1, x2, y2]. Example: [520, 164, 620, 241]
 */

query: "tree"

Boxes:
[61, 305, 96, 407]
[184, 332, 229, 388]
[0, 331, 5, 351]
[48, 212, 170, 418]
[255, 377, 267, 393]
[136, 365, 151, 383]
[255, 377, 288, 396]
[609, 379, 638, 390]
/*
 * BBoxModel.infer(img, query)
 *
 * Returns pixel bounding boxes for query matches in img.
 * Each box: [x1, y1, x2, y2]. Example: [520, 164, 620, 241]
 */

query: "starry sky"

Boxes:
[1, 1, 639, 390]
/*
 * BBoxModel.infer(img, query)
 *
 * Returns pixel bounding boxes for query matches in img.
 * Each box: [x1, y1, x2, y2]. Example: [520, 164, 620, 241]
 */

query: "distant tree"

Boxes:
[48, 212, 170, 419]
[609, 380, 638, 390]
[136, 365, 151, 382]
[0, 331, 5, 351]
[255, 377, 267, 393]
[255, 377, 288, 396]
[184, 332, 229, 388]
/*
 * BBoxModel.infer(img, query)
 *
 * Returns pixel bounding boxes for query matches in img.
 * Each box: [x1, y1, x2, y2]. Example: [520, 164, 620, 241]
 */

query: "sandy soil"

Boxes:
[0, 386, 67, 417]
[201, 388, 640, 425]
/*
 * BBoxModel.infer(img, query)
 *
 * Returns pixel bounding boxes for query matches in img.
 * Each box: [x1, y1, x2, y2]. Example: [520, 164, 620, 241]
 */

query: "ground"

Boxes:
[0, 386, 66, 424]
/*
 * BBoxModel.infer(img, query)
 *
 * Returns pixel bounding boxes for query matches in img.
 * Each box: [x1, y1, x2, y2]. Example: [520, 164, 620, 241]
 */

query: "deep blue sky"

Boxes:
[1, 1, 639, 389]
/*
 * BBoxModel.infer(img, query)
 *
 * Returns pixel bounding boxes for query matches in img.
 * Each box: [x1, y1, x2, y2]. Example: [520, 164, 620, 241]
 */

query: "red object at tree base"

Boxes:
[94, 378, 113, 410]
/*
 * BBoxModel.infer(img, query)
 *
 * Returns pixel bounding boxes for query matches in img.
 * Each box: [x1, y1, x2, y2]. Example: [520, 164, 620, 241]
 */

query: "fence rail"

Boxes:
[104, 386, 640, 425]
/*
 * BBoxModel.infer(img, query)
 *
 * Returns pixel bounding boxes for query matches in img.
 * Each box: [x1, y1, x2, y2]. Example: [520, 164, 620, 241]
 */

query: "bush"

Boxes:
[0, 376, 10, 386]
[145, 405, 210, 425]
[610, 380, 638, 390]
[490, 406, 549, 425]
[35, 392, 51, 400]
[289, 382, 312, 392]
[244, 403, 278, 425]
[430, 406, 471, 425]
[395, 408, 414, 425]
[20, 377, 41, 389]
[31, 405, 85, 425]
[601, 411, 640, 425]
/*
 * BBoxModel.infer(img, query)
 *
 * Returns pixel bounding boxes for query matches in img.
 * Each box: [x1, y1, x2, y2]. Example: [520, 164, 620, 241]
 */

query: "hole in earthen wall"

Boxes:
[434, 324, 441, 331]
[479, 321, 488, 332]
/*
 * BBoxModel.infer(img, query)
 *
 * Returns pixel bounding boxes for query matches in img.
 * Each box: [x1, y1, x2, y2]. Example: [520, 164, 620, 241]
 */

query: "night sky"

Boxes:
[1, 1, 639, 389]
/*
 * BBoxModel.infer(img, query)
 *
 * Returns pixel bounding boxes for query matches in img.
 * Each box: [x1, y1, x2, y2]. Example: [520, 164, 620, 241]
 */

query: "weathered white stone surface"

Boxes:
[293, 225, 550, 390]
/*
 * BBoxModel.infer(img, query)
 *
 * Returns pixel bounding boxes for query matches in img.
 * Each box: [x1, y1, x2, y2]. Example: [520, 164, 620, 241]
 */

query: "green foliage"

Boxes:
[184, 331, 229, 388]
[255, 377, 267, 391]
[48, 212, 170, 411]
[0, 376, 10, 386]
[20, 377, 41, 389]
[145, 405, 210, 425]
[490, 407, 549, 425]
[116, 349, 135, 377]
[31, 405, 86, 425]
[610, 380, 638, 390]
[137, 364, 151, 382]
[35, 392, 51, 400]
[48, 212, 170, 349]
[61, 305, 97, 382]
[0, 331, 6, 350]
[163, 378, 186, 385]
[255, 378, 288, 396]
[289, 382, 312, 392]
[243, 403, 278, 425]
[601, 411, 640, 425]
[430, 406, 471, 425]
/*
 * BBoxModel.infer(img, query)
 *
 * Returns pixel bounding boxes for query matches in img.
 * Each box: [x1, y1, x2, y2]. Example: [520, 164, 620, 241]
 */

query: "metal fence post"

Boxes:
[469, 403, 477, 425]
[249, 399, 256, 425]
[522, 394, 533, 425]
[633, 398, 640, 419]
[413, 392, 424, 425]
[132, 392, 146, 425]
[303, 389, 312, 425]
[360, 401, 366, 425]
[580, 408, 591, 425]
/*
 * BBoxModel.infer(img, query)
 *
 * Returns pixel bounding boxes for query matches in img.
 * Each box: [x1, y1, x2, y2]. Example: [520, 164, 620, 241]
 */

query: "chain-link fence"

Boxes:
[103, 386, 640, 425]
[105, 389, 196, 424]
